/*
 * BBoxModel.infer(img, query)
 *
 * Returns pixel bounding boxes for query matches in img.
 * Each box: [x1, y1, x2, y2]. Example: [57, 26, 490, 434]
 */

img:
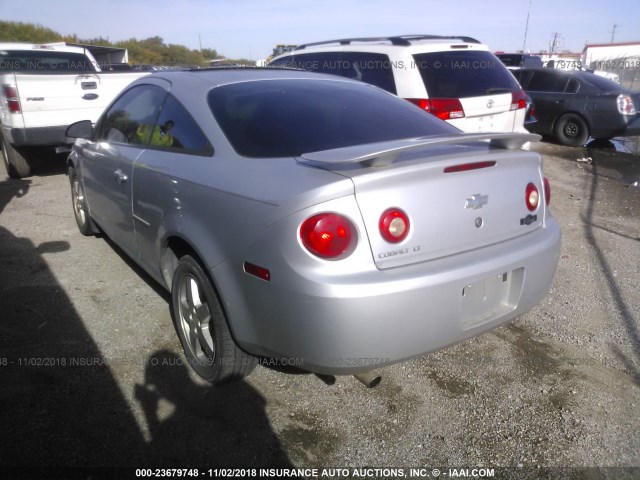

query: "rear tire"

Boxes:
[554, 113, 589, 147]
[171, 255, 257, 384]
[1, 133, 31, 179]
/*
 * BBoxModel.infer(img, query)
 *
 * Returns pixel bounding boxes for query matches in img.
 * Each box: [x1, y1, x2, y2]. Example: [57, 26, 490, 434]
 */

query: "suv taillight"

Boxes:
[406, 98, 465, 120]
[616, 94, 637, 115]
[511, 90, 527, 111]
[2, 85, 21, 113]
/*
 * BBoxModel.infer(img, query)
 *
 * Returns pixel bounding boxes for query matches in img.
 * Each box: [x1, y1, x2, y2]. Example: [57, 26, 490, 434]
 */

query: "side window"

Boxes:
[341, 53, 396, 94]
[97, 85, 166, 145]
[151, 94, 212, 155]
[526, 71, 568, 93]
[565, 79, 579, 93]
[272, 52, 397, 94]
[287, 52, 343, 76]
[511, 69, 532, 88]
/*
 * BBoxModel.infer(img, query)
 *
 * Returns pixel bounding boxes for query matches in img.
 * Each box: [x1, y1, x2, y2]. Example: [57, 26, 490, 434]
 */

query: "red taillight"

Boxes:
[300, 213, 354, 259]
[379, 208, 410, 243]
[406, 98, 465, 120]
[2, 85, 21, 113]
[525, 183, 540, 212]
[543, 177, 551, 206]
[407, 98, 430, 110]
[511, 90, 527, 111]
[616, 94, 637, 115]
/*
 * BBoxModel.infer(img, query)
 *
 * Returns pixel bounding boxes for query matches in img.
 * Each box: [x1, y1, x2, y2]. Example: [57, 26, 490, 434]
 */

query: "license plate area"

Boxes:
[460, 267, 524, 330]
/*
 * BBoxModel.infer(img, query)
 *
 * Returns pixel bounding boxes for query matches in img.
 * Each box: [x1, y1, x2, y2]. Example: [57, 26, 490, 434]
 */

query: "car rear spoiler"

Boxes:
[298, 132, 541, 168]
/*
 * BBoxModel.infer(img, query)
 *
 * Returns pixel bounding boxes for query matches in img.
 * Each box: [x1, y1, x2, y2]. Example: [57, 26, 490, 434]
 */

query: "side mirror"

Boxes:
[66, 120, 93, 139]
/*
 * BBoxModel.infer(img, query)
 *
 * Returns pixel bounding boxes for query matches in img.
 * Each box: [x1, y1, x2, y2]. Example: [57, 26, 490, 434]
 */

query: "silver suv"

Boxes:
[269, 35, 527, 133]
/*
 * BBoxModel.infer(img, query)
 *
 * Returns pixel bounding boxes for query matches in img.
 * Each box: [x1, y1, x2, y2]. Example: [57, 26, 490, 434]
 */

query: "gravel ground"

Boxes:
[0, 140, 638, 479]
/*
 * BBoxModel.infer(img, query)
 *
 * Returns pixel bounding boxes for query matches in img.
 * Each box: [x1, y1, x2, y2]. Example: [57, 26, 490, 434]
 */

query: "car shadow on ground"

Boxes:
[1, 148, 69, 180]
[0, 180, 294, 474]
[137, 350, 294, 467]
[580, 158, 640, 386]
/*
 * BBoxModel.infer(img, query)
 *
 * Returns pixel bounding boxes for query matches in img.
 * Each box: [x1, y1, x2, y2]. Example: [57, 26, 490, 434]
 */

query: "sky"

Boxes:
[2, 0, 640, 61]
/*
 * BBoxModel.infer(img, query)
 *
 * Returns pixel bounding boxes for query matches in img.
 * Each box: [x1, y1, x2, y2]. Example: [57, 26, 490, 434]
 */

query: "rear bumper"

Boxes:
[587, 114, 640, 139]
[1, 125, 72, 147]
[619, 116, 640, 137]
[217, 217, 562, 375]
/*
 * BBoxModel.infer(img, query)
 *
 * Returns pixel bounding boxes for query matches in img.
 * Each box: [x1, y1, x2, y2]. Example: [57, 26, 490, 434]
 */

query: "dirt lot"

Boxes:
[0, 140, 639, 479]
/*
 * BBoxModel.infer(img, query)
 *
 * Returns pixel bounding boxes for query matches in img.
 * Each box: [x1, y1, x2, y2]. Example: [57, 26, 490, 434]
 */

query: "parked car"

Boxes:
[268, 35, 528, 134]
[0, 42, 148, 178]
[66, 68, 561, 386]
[496, 53, 543, 69]
[512, 68, 640, 146]
[525, 94, 537, 125]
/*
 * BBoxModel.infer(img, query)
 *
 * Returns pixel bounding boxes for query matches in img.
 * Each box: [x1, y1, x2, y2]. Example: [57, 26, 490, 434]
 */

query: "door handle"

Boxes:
[114, 169, 128, 184]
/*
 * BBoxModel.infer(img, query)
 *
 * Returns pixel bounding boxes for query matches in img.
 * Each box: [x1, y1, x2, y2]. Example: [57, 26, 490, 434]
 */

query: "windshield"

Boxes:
[413, 51, 521, 98]
[208, 79, 459, 158]
[0, 50, 96, 72]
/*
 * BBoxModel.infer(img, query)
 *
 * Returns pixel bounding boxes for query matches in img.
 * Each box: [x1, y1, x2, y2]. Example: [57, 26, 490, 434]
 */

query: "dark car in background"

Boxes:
[496, 53, 543, 69]
[512, 68, 640, 146]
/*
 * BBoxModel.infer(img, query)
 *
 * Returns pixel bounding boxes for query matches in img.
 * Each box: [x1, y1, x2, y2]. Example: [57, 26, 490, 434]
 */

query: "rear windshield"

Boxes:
[208, 79, 458, 158]
[0, 50, 96, 72]
[576, 72, 626, 92]
[413, 51, 521, 98]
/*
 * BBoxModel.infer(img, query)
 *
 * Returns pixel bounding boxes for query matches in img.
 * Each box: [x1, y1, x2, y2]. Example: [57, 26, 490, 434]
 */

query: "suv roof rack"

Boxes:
[295, 35, 481, 50]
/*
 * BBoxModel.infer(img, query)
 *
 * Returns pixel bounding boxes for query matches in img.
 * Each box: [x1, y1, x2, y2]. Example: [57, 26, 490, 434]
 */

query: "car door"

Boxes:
[132, 92, 213, 281]
[520, 70, 571, 130]
[81, 83, 168, 258]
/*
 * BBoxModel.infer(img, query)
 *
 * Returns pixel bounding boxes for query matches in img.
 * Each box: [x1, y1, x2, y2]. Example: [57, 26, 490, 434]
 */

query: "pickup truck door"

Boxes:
[81, 83, 169, 258]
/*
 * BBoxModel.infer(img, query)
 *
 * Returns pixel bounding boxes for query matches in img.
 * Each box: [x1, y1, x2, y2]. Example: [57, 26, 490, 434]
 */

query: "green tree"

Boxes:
[0, 21, 230, 67]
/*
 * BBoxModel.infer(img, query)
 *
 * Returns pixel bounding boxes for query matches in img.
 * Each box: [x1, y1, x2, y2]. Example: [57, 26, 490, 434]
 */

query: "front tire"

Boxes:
[1, 133, 31, 179]
[554, 113, 589, 147]
[68, 165, 97, 236]
[171, 255, 257, 384]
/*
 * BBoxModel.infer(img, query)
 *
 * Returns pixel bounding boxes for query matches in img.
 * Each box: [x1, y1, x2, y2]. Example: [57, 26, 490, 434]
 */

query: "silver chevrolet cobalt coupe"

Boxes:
[66, 68, 561, 386]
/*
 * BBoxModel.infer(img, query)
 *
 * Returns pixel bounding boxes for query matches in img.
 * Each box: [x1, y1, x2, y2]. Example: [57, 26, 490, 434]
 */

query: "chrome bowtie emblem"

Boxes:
[465, 194, 489, 210]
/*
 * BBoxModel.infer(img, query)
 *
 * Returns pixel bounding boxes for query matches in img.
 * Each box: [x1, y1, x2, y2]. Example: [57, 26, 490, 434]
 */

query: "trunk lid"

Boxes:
[299, 133, 546, 269]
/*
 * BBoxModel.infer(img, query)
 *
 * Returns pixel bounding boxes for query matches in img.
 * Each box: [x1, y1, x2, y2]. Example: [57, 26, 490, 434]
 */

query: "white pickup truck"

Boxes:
[1, 42, 149, 178]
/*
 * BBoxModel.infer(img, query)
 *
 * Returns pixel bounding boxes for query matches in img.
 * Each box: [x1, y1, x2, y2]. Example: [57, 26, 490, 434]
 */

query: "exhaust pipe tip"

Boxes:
[354, 371, 382, 388]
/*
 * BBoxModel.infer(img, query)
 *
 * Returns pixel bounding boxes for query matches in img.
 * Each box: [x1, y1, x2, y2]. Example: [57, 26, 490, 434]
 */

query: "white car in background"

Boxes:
[269, 35, 528, 134]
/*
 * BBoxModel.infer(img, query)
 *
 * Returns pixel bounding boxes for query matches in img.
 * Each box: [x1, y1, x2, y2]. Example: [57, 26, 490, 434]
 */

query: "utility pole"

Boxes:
[550, 32, 560, 53]
[522, 0, 533, 52]
[199, 35, 203, 52]
[610, 25, 618, 43]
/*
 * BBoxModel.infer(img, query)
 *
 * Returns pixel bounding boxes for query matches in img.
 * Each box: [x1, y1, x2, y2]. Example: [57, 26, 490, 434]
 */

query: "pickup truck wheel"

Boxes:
[554, 113, 589, 147]
[68, 166, 98, 236]
[171, 255, 257, 384]
[1, 134, 31, 179]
